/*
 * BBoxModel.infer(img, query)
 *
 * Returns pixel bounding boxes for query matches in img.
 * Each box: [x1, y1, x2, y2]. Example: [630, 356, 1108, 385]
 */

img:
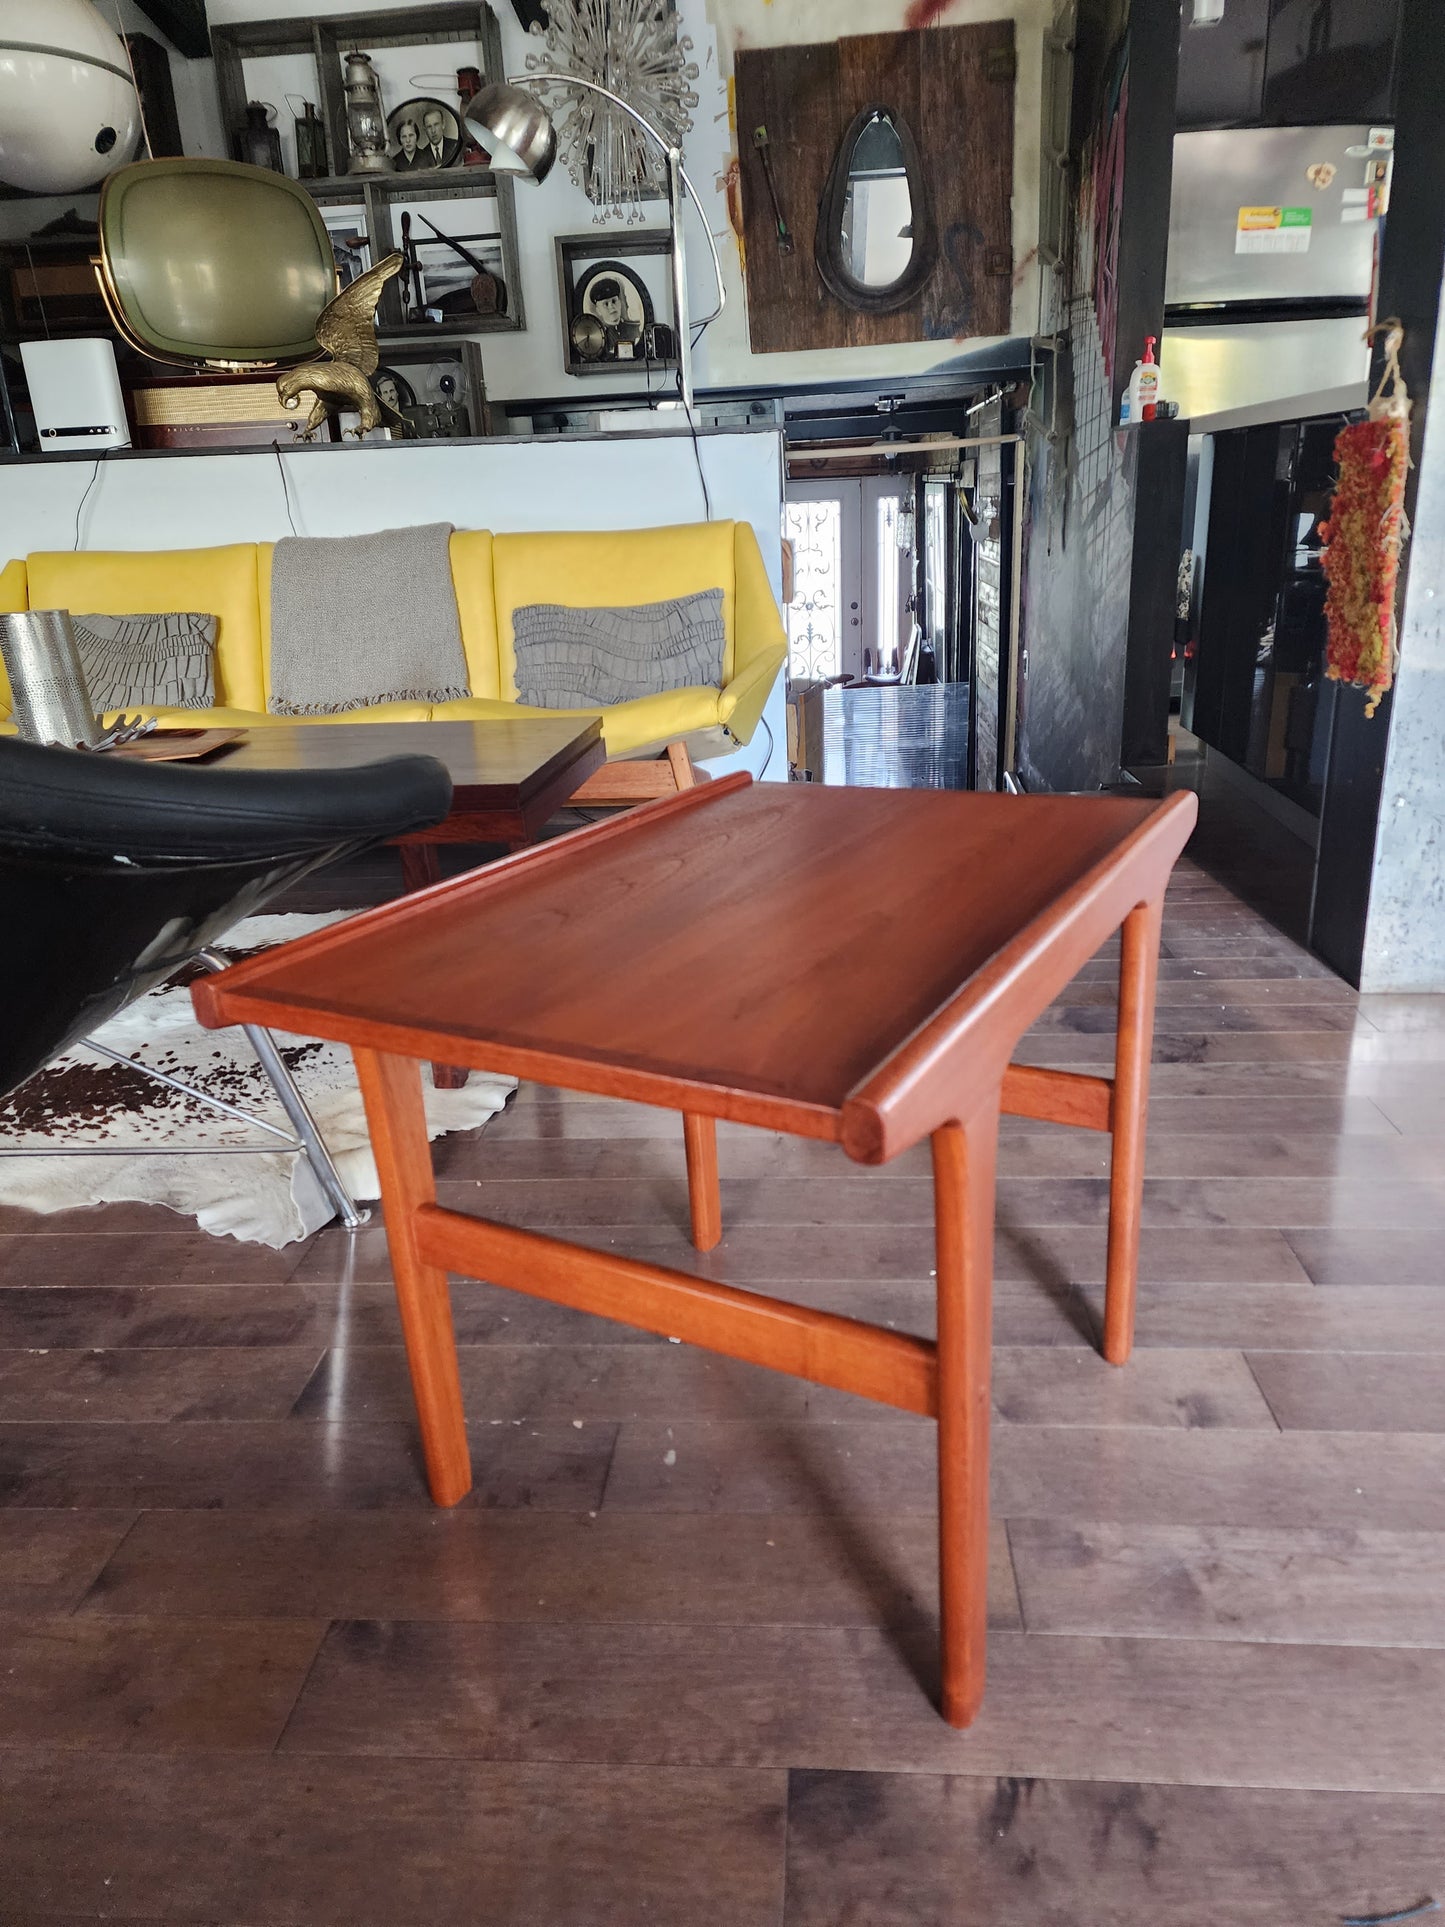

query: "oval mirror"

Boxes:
[815, 105, 936, 314]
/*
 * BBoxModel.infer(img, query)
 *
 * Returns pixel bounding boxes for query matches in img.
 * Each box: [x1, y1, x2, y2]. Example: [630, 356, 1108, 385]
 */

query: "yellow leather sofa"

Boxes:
[0, 520, 787, 761]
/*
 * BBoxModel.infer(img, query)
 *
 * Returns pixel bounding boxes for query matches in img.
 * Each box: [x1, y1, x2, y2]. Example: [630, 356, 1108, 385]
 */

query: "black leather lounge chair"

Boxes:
[0, 734, 452, 1226]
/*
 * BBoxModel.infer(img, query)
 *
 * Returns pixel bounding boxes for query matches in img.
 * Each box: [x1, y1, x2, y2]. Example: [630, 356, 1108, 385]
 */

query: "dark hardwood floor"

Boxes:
[2, 849, 1444, 1922]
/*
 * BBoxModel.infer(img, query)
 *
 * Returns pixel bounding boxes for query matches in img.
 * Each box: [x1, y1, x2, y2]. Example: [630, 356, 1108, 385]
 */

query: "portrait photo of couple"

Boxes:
[388, 98, 462, 171]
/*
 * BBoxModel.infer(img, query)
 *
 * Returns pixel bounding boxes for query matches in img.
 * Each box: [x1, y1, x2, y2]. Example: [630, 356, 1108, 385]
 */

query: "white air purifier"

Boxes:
[19, 338, 131, 452]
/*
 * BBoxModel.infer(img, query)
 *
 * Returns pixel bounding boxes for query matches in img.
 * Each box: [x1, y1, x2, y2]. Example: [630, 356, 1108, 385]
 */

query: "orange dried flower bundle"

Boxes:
[1319, 322, 1411, 718]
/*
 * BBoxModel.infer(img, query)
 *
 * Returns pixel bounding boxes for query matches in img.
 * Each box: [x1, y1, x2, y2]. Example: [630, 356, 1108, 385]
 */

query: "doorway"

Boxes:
[783, 476, 912, 683]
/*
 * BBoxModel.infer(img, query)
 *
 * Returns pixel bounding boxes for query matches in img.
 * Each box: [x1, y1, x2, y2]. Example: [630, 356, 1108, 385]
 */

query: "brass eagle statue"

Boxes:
[275, 250, 405, 439]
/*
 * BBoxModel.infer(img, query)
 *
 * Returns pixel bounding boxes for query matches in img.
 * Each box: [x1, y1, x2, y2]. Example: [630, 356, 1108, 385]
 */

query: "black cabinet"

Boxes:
[1186, 418, 1339, 817]
[1263, 0, 1399, 124]
[1177, 0, 1399, 129]
[1177, 0, 1269, 129]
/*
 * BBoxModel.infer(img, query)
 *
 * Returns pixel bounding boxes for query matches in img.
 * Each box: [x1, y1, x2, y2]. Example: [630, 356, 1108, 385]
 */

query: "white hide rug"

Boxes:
[0, 913, 515, 1248]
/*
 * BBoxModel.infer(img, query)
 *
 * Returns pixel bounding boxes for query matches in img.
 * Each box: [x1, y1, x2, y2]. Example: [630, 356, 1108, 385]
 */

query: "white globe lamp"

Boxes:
[0, 0, 142, 194]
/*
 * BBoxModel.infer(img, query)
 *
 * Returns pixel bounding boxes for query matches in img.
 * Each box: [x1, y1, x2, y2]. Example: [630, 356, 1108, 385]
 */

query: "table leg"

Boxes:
[398, 844, 442, 893]
[932, 1101, 999, 1729]
[396, 845, 470, 1089]
[352, 1047, 472, 1506]
[682, 1113, 721, 1251]
[1103, 897, 1165, 1366]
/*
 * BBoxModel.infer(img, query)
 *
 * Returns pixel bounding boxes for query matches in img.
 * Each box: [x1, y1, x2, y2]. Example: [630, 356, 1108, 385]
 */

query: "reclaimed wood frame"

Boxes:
[210, 4, 523, 338]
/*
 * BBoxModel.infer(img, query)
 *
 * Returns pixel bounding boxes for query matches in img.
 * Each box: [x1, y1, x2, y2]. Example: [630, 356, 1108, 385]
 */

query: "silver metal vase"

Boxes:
[0, 610, 104, 748]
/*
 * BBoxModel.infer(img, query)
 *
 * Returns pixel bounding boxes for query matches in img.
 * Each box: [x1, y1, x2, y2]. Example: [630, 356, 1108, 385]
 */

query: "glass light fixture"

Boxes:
[343, 50, 391, 175]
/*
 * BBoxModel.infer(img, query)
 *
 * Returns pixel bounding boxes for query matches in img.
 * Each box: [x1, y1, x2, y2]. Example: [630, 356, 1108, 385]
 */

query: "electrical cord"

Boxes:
[72, 454, 107, 550]
[674, 360, 712, 522]
[755, 707, 774, 776]
[271, 441, 301, 536]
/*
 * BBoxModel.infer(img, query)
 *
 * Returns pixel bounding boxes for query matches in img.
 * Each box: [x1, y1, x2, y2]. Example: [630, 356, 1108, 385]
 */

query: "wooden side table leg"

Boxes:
[1103, 897, 1165, 1366]
[682, 1113, 721, 1251]
[398, 843, 442, 893]
[932, 1102, 1000, 1729]
[352, 1047, 472, 1507]
[665, 741, 698, 791]
[396, 845, 470, 1090]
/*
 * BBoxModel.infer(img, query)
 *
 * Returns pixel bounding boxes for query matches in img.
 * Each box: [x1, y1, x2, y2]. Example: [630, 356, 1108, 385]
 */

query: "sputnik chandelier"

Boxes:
[525, 0, 700, 221]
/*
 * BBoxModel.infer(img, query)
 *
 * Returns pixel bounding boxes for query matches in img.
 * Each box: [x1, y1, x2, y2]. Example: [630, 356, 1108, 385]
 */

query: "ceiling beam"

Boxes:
[129, 0, 210, 59]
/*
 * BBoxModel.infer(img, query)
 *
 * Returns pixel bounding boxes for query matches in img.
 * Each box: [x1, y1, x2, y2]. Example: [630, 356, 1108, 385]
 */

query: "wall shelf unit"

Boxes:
[210, 3, 523, 337]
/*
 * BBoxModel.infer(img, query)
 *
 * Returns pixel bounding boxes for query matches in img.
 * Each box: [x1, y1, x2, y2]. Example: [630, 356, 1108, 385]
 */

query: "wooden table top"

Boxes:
[194, 777, 1198, 1159]
[217, 716, 604, 806]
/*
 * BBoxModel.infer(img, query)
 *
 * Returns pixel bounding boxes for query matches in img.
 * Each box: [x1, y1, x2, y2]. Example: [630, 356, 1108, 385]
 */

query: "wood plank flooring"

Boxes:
[2, 852, 1444, 1923]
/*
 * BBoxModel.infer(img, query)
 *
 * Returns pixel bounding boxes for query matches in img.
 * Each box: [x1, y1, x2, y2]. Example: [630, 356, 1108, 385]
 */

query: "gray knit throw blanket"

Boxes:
[268, 522, 469, 716]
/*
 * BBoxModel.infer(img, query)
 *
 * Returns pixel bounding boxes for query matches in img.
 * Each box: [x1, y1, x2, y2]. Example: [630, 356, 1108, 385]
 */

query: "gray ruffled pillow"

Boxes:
[71, 611, 217, 712]
[512, 590, 725, 709]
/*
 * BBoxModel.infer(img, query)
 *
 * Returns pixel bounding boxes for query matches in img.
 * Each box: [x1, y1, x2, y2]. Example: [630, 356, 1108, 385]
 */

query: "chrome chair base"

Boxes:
[0, 949, 367, 1231]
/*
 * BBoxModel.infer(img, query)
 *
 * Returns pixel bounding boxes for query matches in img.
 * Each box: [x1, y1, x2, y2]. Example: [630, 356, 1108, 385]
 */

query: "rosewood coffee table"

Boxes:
[193, 775, 1197, 1728]
[219, 716, 606, 887]
[222, 716, 605, 1088]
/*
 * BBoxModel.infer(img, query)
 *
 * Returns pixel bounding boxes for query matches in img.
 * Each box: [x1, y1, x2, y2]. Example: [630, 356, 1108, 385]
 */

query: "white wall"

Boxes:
[8, 0, 1045, 394]
[0, 426, 789, 777]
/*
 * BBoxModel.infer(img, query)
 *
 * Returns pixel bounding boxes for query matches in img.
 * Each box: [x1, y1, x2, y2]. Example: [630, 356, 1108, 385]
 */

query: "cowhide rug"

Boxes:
[0, 913, 515, 1247]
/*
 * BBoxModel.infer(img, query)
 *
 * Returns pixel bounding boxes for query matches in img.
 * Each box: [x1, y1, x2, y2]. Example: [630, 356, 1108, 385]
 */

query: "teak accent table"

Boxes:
[219, 716, 608, 1088]
[193, 775, 1198, 1727]
[216, 716, 608, 887]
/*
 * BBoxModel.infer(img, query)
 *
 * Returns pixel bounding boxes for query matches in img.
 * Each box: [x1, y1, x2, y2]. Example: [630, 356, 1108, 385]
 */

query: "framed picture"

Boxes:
[393, 193, 505, 325]
[319, 204, 371, 289]
[369, 179, 520, 334]
[555, 231, 679, 380]
[371, 365, 417, 416]
[364, 337, 491, 439]
[388, 97, 463, 172]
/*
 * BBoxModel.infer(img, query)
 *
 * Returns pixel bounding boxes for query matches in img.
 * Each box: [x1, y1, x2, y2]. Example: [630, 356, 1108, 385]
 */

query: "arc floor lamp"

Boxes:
[465, 77, 726, 413]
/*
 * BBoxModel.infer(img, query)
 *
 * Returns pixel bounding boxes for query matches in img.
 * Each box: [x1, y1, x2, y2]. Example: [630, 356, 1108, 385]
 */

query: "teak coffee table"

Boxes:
[219, 716, 607, 885]
[193, 775, 1198, 1727]
[222, 716, 607, 1088]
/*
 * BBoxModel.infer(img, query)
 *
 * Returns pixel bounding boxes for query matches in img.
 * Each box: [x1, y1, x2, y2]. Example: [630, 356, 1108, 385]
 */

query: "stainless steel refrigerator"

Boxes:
[1164, 123, 1388, 425]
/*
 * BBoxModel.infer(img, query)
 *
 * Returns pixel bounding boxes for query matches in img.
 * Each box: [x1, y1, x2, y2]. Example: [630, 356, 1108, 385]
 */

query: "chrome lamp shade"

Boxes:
[465, 82, 557, 183]
[463, 74, 726, 416]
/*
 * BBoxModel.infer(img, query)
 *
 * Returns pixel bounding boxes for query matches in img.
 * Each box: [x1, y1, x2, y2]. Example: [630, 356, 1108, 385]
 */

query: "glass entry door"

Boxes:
[784, 476, 910, 683]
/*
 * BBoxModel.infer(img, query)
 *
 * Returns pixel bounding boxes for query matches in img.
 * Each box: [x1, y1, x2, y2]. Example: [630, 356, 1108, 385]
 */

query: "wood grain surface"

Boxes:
[734, 22, 1015, 352]
[2, 835, 1443, 1917]
[193, 780, 1195, 1147]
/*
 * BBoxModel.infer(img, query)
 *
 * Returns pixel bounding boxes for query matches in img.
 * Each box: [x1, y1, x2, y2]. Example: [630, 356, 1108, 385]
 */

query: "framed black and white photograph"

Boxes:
[388, 97, 463, 171]
[370, 365, 417, 419]
[319, 204, 371, 289]
[364, 338, 490, 439]
[555, 231, 679, 380]
[390, 189, 509, 328]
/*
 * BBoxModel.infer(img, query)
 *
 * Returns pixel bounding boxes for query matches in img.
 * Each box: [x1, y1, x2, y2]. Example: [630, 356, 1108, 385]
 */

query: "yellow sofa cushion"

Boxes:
[448, 530, 501, 700]
[490, 522, 741, 700]
[24, 545, 264, 712]
[430, 682, 723, 759]
[257, 531, 501, 707]
[109, 700, 437, 730]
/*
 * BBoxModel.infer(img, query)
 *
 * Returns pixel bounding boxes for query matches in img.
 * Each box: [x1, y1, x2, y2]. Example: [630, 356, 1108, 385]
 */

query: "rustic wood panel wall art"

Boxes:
[734, 21, 1015, 354]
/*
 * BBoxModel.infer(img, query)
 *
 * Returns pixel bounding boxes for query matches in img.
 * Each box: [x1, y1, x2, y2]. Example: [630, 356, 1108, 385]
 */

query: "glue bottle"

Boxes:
[1120, 336, 1161, 425]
